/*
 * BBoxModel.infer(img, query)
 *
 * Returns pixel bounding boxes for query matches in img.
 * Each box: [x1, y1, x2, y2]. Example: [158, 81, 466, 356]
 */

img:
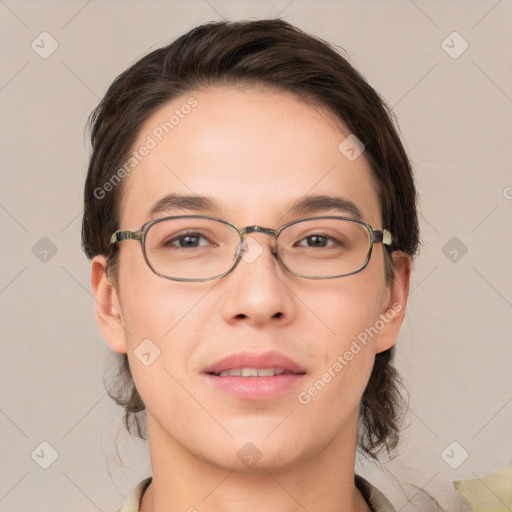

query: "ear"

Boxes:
[91, 255, 128, 354]
[375, 251, 412, 354]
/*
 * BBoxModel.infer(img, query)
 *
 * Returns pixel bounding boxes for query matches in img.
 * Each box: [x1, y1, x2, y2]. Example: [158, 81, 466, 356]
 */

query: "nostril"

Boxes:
[273, 312, 282, 319]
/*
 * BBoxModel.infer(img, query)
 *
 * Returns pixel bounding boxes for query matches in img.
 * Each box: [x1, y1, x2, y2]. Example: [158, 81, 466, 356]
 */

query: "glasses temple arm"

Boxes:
[109, 230, 143, 244]
[373, 229, 394, 247]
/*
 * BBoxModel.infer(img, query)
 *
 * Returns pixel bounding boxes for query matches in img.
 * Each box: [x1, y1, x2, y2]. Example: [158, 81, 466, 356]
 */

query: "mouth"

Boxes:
[215, 367, 299, 377]
[203, 351, 306, 400]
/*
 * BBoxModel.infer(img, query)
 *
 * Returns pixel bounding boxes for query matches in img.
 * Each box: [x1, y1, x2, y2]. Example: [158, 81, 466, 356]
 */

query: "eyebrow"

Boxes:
[146, 192, 363, 222]
[284, 194, 362, 220]
[147, 193, 220, 219]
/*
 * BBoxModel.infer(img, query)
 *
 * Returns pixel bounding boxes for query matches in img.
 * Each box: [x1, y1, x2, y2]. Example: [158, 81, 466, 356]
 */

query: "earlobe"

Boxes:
[375, 251, 412, 354]
[90, 255, 128, 354]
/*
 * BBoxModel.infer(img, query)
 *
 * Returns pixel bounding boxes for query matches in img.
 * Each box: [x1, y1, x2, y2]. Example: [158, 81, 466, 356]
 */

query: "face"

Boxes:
[93, 85, 408, 473]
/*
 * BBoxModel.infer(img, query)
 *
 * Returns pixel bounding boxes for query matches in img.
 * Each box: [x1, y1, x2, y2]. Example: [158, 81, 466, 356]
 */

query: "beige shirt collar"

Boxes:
[117, 474, 396, 512]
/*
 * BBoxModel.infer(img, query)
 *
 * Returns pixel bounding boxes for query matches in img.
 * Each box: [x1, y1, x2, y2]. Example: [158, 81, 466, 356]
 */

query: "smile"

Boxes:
[203, 351, 307, 400]
[216, 367, 295, 377]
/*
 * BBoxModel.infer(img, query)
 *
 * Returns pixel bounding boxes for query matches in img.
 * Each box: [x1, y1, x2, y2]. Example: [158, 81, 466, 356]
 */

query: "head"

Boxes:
[82, 19, 418, 468]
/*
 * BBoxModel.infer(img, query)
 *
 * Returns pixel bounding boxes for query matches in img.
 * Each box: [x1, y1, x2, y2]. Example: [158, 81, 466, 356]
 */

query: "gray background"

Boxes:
[1, 0, 511, 511]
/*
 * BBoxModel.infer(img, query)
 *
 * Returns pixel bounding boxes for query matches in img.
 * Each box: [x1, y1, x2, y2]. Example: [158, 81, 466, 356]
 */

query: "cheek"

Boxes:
[118, 247, 211, 340]
[296, 274, 387, 404]
[305, 270, 387, 347]
[296, 300, 378, 434]
[117, 264, 216, 406]
[122, 284, 202, 430]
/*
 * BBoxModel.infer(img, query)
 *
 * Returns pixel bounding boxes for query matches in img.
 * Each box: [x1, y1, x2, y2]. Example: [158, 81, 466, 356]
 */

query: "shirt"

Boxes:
[116, 473, 396, 512]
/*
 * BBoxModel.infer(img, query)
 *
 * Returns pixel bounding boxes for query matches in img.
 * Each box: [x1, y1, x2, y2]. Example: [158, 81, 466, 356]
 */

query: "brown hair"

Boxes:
[82, 19, 419, 460]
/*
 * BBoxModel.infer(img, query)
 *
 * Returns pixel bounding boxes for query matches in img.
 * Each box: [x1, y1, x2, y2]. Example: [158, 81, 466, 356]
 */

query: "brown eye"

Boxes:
[163, 231, 213, 248]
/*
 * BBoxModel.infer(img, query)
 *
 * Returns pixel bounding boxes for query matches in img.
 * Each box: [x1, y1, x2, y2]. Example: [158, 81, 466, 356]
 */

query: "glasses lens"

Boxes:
[144, 217, 240, 280]
[277, 218, 371, 278]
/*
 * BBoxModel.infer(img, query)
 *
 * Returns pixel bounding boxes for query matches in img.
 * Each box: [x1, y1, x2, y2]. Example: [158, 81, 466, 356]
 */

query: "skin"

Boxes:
[91, 85, 411, 512]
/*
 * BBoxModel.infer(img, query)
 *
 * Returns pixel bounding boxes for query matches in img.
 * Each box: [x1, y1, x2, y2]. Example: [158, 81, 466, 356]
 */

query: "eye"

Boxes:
[164, 231, 214, 248]
[296, 233, 339, 248]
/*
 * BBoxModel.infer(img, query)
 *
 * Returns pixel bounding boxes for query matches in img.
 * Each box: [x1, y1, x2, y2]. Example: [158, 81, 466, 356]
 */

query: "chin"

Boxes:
[190, 429, 321, 474]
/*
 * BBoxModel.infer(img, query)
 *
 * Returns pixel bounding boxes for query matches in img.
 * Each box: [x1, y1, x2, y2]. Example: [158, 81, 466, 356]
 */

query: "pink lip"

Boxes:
[203, 350, 305, 375]
[203, 350, 307, 400]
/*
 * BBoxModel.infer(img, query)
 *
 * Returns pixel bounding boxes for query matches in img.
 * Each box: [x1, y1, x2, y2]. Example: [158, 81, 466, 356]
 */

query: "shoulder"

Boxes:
[355, 473, 396, 512]
[116, 476, 152, 512]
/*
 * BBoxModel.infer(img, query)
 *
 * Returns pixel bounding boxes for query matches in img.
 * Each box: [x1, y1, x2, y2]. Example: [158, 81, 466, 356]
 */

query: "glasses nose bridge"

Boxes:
[240, 225, 279, 239]
[239, 225, 280, 255]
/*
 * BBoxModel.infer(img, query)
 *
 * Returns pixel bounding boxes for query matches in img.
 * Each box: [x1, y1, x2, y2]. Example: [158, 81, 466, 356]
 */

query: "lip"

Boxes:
[203, 350, 307, 400]
[204, 350, 305, 375]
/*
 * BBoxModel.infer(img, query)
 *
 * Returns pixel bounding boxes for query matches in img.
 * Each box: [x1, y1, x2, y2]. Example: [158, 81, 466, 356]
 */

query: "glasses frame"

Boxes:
[109, 215, 394, 282]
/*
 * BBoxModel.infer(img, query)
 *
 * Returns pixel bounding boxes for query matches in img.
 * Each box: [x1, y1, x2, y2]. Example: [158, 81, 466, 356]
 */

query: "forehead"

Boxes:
[119, 85, 381, 228]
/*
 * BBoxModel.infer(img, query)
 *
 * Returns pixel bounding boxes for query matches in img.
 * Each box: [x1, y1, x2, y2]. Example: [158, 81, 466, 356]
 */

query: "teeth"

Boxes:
[219, 368, 241, 377]
[256, 368, 275, 377]
[217, 368, 286, 377]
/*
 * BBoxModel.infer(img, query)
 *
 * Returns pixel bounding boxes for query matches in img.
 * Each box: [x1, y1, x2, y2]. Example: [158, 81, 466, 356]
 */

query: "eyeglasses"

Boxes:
[109, 215, 393, 282]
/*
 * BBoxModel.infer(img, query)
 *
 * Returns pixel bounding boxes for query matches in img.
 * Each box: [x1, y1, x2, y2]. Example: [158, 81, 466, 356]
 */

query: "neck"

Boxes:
[139, 413, 371, 512]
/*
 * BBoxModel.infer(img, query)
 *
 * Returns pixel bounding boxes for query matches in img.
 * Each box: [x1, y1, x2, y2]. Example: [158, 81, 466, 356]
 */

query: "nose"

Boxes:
[220, 234, 296, 328]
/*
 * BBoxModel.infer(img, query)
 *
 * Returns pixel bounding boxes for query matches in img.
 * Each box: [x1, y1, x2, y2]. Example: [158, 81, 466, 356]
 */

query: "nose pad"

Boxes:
[239, 237, 265, 264]
[234, 240, 244, 259]
[235, 237, 279, 266]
